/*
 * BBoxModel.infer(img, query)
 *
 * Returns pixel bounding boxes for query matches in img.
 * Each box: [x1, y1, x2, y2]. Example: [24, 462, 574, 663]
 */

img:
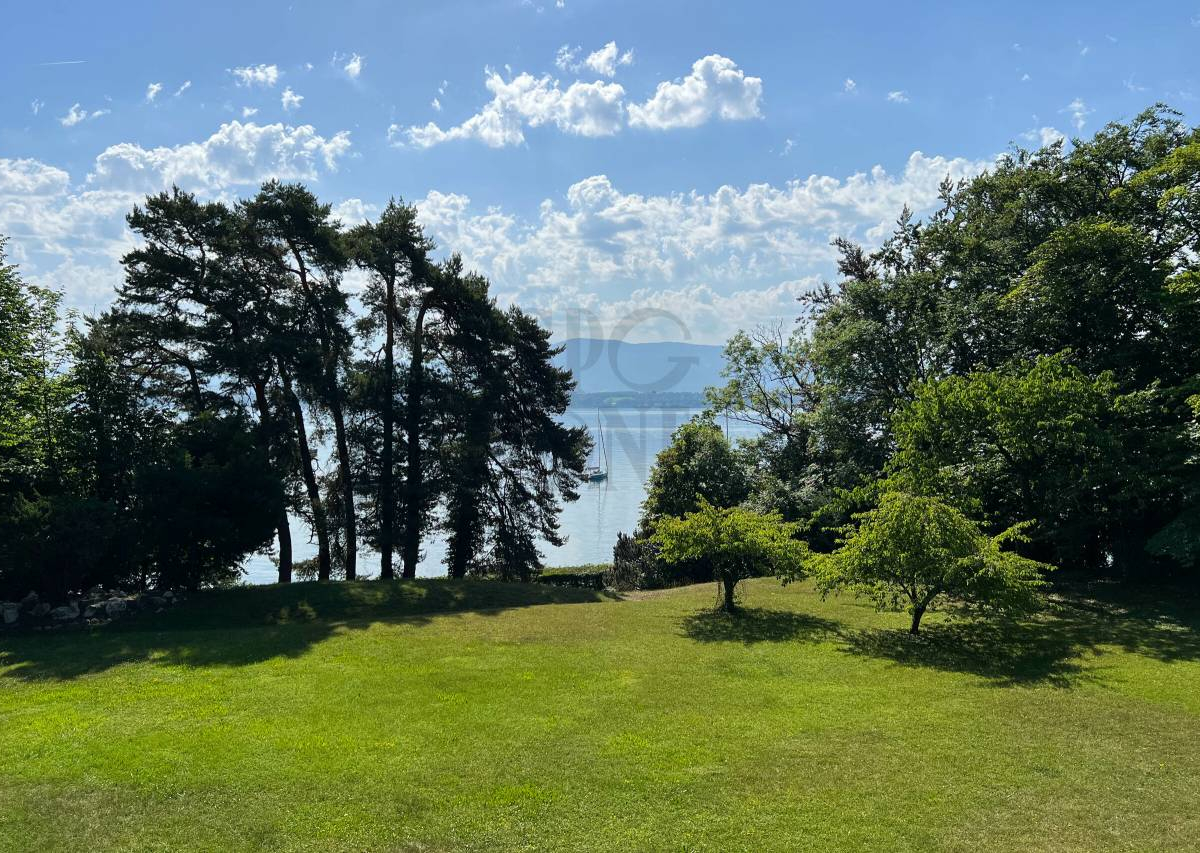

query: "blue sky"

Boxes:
[1, 0, 1196, 342]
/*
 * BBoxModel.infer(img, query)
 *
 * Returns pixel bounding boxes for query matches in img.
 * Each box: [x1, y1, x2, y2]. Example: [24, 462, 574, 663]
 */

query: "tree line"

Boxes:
[622, 106, 1200, 628]
[0, 183, 589, 598]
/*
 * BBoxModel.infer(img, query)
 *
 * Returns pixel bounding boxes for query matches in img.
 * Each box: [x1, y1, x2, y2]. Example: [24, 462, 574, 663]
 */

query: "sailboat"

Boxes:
[585, 411, 609, 482]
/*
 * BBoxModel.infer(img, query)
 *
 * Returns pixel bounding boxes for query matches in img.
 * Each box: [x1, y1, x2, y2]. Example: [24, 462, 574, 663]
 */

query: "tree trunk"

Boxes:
[447, 483, 479, 580]
[380, 274, 396, 580]
[287, 240, 356, 580]
[276, 507, 293, 585]
[252, 378, 292, 584]
[401, 301, 428, 580]
[330, 401, 357, 581]
[721, 575, 737, 612]
[909, 603, 927, 635]
[280, 366, 331, 581]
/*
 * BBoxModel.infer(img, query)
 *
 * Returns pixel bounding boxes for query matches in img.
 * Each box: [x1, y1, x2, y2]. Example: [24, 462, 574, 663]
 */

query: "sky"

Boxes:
[1, 0, 1196, 344]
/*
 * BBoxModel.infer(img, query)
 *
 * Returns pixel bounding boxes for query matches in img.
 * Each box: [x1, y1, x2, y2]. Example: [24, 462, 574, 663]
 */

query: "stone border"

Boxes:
[1, 586, 187, 633]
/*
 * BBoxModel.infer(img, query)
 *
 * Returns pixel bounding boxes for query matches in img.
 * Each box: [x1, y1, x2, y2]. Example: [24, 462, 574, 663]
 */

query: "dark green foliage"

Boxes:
[705, 327, 831, 523]
[134, 413, 281, 589]
[345, 199, 431, 580]
[0, 314, 279, 597]
[889, 355, 1125, 570]
[609, 531, 666, 590]
[715, 106, 1200, 583]
[242, 180, 357, 580]
[630, 415, 750, 588]
[1, 178, 588, 594]
[422, 271, 589, 583]
[535, 565, 608, 589]
[640, 417, 749, 527]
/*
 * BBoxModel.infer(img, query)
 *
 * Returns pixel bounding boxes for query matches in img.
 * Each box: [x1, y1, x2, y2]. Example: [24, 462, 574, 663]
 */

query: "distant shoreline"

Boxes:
[568, 391, 708, 409]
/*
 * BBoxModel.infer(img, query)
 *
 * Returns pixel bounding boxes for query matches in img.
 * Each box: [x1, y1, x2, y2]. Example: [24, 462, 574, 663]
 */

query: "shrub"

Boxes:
[536, 565, 607, 589]
[805, 492, 1052, 633]
[608, 532, 669, 590]
[654, 500, 807, 612]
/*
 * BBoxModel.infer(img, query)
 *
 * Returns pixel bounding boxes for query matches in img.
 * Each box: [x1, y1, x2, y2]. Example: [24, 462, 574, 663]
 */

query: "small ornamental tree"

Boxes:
[806, 492, 1052, 634]
[652, 500, 806, 612]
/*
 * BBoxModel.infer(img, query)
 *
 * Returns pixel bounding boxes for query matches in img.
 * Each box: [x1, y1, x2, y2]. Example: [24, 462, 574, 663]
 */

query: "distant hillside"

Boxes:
[555, 338, 726, 397]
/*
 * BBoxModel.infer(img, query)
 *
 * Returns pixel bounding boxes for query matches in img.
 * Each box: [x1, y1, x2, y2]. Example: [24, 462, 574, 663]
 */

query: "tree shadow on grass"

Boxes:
[675, 582, 1200, 687]
[839, 585, 1200, 687]
[0, 579, 619, 682]
[841, 618, 1087, 687]
[681, 607, 840, 645]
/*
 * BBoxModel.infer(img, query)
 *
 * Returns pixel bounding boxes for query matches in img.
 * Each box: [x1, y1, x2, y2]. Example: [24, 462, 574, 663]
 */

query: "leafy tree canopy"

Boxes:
[653, 499, 807, 612]
[807, 492, 1051, 634]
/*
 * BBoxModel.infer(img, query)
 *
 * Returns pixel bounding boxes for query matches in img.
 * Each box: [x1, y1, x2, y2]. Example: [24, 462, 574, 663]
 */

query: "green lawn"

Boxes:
[1, 577, 1198, 852]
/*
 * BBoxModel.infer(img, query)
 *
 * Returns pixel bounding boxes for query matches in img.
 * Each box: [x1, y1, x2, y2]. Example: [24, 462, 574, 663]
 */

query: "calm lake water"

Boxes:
[243, 408, 759, 583]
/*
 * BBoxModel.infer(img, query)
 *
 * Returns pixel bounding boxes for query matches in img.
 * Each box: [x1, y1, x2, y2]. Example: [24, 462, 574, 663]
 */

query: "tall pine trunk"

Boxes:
[380, 274, 396, 580]
[401, 302, 428, 579]
[446, 402, 490, 579]
[275, 507, 293, 585]
[330, 400, 357, 580]
[252, 378, 292, 584]
[280, 364, 332, 581]
[288, 240, 357, 580]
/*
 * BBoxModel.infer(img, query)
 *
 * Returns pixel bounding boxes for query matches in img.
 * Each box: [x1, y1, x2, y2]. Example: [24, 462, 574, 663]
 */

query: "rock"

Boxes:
[20, 591, 39, 613]
[2, 605, 18, 625]
[32, 602, 51, 618]
[50, 603, 80, 621]
[103, 598, 127, 617]
[83, 605, 101, 619]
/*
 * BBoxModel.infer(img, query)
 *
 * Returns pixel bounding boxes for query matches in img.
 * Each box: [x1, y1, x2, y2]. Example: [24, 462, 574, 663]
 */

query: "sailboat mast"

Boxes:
[602, 415, 609, 471]
[597, 411, 609, 472]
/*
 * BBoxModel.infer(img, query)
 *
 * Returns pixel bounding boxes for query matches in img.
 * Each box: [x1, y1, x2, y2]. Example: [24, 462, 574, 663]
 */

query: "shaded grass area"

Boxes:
[1, 577, 1199, 851]
[0, 579, 614, 681]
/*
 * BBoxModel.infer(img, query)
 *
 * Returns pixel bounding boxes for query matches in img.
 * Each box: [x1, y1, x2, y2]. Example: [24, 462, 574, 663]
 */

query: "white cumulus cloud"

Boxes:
[145, 83, 163, 102]
[555, 45, 580, 71]
[396, 71, 626, 148]
[0, 158, 71, 196]
[411, 150, 993, 341]
[281, 87, 303, 111]
[627, 55, 762, 130]
[86, 120, 351, 194]
[231, 64, 280, 87]
[1064, 97, 1092, 131]
[0, 121, 354, 310]
[584, 41, 634, 77]
[1021, 126, 1066, 148]
[343, 53, 364, 79]
[60, 104, 110, 127]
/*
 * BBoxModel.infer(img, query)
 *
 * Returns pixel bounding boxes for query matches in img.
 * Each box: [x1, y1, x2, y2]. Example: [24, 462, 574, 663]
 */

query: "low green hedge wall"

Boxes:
[536, 565, 610, 589]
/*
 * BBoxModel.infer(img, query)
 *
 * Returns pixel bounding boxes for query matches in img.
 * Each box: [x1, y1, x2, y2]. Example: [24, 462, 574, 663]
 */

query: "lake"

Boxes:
[242, 408, 759, 583]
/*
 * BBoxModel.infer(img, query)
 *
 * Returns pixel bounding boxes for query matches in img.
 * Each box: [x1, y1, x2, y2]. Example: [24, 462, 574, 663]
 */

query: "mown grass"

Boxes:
[1, 577, 1198, 852]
